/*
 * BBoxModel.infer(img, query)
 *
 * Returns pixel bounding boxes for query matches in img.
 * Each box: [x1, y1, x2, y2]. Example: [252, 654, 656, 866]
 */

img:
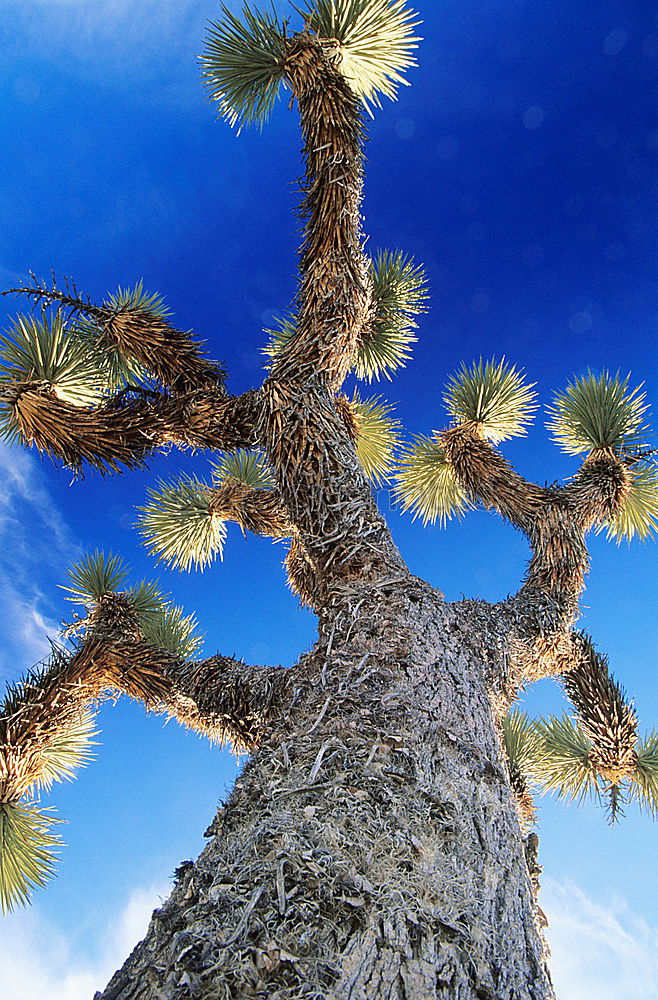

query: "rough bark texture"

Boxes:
[96, 582, 554, 1000]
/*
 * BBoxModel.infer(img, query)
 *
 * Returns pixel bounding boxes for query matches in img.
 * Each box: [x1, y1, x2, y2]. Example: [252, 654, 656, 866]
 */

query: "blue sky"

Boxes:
[1, 1, 658, 996]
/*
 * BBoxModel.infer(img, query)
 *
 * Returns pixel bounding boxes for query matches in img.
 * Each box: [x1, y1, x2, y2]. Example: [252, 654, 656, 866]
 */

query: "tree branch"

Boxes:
[208, 481, 291, 539]
[272, 35, 371, 391]
[563, 452, 630, 530]
[442, 423, 546, 533]
[5, 278, 225, 393]
[0, 624, 290, 809]
[1, 381, 260, 473]
[562, 632, 638, 783]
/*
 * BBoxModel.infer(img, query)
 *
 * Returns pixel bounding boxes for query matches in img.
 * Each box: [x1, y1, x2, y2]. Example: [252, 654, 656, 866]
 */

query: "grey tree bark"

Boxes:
[96, 578, 554, 1000]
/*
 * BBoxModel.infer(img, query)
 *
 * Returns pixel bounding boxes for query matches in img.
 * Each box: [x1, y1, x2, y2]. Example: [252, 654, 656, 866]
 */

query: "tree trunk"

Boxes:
[96, 579, 553, 1000]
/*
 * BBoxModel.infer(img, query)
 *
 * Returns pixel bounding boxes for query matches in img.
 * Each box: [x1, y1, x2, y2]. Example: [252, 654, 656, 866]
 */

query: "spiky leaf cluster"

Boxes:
[306, 0, 421, 112]
[0, 311, 105, 413]
[125, 580, 166, 623]
[71, 280, 166, 388]
[212, 449, 274, 489]
[140, 605, 204, 660]
[603, 462, 658, 543]
[201, 3, 288, 129]
[262, 313, 296, 366]
[350, 394, 400, 485]
[630, 732, 658, 815]
[354, 251, 427, 381]
[394, 434, 473, 526]
[547, 370, 649, 456]
[502, 711, 543, 777]
[31, 712, 97, 792]
[139, 476, 226, 571]
[105, 281, 171, 320]
[532, 714, 599, 804]
[444, 357, 537, 443]
[0, 803, 61, 914]
[64, 551, 129, 605]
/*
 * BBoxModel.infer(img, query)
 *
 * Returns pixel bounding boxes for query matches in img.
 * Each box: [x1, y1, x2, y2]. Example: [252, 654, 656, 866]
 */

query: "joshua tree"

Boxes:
[1, 2, 657, 997]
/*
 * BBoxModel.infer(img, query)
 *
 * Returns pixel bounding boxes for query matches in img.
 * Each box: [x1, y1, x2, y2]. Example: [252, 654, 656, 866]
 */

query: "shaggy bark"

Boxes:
[96, 582, 554, 1000]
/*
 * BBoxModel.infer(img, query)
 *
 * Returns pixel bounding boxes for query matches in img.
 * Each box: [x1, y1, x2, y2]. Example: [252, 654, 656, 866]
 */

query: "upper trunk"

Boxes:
[96, 580, 553, 1000]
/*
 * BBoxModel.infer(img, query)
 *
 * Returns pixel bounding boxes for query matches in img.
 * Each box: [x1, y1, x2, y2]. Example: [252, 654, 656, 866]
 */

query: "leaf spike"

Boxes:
[393, 433, 474, 526]
[305, 0, 422, 114]
[211, 449, 274, 489]
[602, 461, 658, 544]
[0, 309, 106, 410]
[140, 605, 204, 660]
[262, 312, 297, 366]
[347, 392, 401, 485]
[443, 356, 538, 442]
[547, 369, 650, 456]
[0, 802, 62, 914]
[532, 714, 600, 805]
[354, 250, 427, 382]
[201, 3, 288, 130]
[138, 475, 227, 571]
[628, 730, 658, 816]
[63, 550, 129, 605]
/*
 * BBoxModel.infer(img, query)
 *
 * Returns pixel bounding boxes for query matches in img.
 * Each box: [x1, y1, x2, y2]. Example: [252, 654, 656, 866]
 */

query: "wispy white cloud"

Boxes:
[0, 883, 168, 1000]
[543, 878, 658, 1000]
[6, 1, 242, 96]
[0, 444, 77, 682]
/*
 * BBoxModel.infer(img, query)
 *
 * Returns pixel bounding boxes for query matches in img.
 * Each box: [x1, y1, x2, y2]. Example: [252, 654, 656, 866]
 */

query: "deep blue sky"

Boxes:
[1, 2, 658, 997]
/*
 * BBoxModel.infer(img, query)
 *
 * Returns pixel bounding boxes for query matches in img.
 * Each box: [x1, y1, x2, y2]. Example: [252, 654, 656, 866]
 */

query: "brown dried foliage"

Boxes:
[565, 635, 638, 782]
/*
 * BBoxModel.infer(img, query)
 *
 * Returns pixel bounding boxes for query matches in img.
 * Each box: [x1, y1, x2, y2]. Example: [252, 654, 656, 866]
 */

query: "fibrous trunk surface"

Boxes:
[96, 581, 553, 1000]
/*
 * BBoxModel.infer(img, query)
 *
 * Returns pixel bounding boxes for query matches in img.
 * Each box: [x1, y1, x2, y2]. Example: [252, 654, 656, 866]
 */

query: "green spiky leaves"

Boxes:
[202, 3, 288, 129]
[201, 0, 419, 130]
[0, 802, 61, 914]
[0, 311, 105, 413]
[64, 551, 129, 605]
[140, 606, 204, 660]
[504, 708, 658, 822]
[630, 731, 658, 816]
[262, 313, 296, 366]
[212, 449, 274, 489]
[105, 281, 171, 321]
[355, 251, 427, 381]
[532, 714, 601, 804]
[548, 370, 650, 456]
[604, 462, 658, 544]
[306, 0, 420, 111]
[394, 434, 473, 526]
[139, 476, 226, 571]
[31, 712, 97, 793]
[444, 358, 537, 443]
[63, 551, 204, 658]
[502, 711, 543, 778]
[349, 394, 400, 485]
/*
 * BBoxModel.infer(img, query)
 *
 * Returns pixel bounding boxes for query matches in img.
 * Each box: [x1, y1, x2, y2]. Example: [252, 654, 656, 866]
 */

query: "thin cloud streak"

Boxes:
[4, 1, 240, 93]
[0, 444, 77, 682]
[0, 883, 168, 1000]
[543, 878, 658, 1000]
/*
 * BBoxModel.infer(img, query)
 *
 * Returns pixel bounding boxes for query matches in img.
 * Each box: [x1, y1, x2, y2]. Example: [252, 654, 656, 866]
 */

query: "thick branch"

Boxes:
[2, 382, 260, 473]
[209, 482, 291, 539]
[0, 626, 290, 806]
[443, 423, 546, 534]
[563, 452, 630, 530]
[272, 35, 371, 390]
